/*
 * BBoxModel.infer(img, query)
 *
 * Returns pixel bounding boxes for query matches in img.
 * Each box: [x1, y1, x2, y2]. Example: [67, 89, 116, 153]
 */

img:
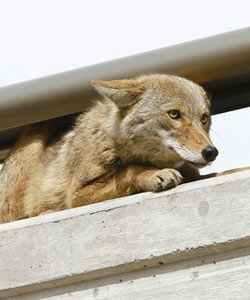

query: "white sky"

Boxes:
[0, 0, 250, 173]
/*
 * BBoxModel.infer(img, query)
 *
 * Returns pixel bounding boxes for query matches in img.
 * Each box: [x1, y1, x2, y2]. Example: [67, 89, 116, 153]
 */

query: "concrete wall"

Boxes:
[1, 170, 250, 299]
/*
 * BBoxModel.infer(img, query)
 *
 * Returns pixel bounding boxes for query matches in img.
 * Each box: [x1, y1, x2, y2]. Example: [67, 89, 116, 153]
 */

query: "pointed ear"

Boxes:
[203, 90, 213, 108]
[91, 79, 145, 108]
[206, 90, 213, 102]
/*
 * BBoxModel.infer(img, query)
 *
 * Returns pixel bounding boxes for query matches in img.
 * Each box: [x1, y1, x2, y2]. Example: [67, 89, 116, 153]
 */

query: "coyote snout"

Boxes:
[162, 118, 219, 168]
[0, 73, 219, 223]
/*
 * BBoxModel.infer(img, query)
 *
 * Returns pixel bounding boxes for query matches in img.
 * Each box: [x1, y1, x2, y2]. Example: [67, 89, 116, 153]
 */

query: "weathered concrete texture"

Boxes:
[7, 247, 250, 300]
[1, 170, 250, 299]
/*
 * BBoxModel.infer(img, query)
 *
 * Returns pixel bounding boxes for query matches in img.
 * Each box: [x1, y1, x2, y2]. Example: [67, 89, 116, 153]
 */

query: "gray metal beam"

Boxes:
[0, 27, 250, 132]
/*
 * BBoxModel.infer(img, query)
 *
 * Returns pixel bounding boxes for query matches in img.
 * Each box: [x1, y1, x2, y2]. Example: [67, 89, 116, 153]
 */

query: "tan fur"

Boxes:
[0, 74, 221, 223]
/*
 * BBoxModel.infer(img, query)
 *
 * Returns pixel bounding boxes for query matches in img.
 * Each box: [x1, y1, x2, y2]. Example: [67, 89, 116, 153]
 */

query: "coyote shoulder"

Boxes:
[0, 74, 219, 223]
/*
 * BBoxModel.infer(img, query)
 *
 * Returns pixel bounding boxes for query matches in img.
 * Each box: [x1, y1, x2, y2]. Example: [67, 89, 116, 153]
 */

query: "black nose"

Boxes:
[201, 146, 218, 162]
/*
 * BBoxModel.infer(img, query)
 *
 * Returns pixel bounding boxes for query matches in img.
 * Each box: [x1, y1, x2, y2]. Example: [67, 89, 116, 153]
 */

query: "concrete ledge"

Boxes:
[1, 170, 250, 298]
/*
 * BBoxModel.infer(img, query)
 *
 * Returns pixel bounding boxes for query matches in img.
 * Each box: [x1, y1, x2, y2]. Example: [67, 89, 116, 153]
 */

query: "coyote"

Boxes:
[0, 74, 220, 223]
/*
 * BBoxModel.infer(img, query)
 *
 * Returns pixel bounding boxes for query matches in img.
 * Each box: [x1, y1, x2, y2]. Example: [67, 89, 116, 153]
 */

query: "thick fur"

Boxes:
[0, 74, 219, 223]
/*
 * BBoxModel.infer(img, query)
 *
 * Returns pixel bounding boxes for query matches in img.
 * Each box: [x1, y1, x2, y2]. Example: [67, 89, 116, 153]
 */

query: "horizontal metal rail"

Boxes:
[0, 27, 250, 133]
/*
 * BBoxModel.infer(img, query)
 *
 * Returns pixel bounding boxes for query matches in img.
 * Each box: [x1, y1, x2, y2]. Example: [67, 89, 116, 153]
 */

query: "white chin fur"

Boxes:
[173, 146, 207, 165]
[159, 130, 207, 165]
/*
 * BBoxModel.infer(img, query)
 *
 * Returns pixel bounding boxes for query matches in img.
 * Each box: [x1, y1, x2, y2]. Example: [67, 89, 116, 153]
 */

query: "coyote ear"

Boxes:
[204, 90, 213, 107]
[91, 79, 145, 108]
[206, 90, 213, 102]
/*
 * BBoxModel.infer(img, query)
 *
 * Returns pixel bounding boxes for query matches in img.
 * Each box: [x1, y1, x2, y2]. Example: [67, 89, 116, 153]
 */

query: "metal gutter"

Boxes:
[0, 27, 250, 133]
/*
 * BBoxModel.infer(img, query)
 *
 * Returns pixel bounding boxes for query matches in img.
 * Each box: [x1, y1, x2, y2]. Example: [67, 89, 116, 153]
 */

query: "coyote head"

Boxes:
[92, 74, 218, 169]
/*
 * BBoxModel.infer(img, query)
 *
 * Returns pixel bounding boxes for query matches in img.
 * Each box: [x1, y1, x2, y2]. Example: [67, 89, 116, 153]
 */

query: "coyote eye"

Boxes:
[201, 114, 209, 125]
[168, 110, 181, 120]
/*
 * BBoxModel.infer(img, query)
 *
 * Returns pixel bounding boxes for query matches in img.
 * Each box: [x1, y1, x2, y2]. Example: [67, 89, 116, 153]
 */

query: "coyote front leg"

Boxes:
[70, 164, 183, 208]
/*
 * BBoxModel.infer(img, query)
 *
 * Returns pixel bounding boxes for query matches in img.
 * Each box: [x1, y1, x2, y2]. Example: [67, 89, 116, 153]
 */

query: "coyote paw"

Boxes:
[139, 168, 183, 192]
